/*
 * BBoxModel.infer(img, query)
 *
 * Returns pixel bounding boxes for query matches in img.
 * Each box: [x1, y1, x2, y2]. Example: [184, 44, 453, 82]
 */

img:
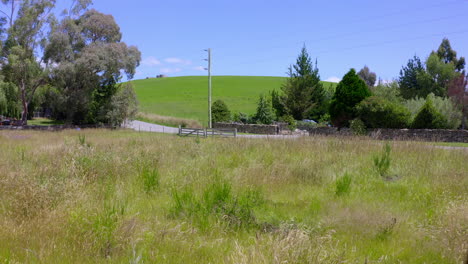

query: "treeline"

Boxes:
[0, 0, 141, 126]
[213, 39, 467, 130]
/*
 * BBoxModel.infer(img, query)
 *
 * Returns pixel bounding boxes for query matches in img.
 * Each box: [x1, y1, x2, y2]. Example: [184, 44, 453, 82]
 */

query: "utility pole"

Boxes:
[205, 48, 212, 128]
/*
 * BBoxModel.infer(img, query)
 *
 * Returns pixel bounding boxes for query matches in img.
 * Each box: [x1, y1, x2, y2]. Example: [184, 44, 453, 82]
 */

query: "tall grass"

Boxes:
[136, 112, 202, 128]
[0, 130, 466, 263]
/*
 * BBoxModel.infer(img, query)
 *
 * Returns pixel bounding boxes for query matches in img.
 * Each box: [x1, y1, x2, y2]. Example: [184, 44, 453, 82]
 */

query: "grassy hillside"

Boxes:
[0, 130, 466, 263]
[131, 76, 336, 125]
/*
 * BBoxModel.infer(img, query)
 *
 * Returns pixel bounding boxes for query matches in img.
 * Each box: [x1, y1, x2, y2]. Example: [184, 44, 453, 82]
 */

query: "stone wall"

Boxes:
[213, 122, 279, 135]
[306, 127, 468, 143]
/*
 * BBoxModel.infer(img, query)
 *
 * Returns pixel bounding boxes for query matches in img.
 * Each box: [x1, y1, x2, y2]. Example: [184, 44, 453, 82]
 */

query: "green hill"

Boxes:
[131, 76, 336, 125]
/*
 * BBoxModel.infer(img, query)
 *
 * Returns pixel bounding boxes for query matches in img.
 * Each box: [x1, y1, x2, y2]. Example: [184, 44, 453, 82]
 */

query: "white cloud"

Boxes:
[142, 56, 161, 67]
[160, 68, 182, 74]
[193, 66, 206, 71]
[325, 76, 341, 83]
[164, 57, 192, 65]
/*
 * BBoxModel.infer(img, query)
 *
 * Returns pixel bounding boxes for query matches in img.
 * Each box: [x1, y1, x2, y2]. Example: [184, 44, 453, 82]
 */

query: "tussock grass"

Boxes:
[0, 130, 466, 263]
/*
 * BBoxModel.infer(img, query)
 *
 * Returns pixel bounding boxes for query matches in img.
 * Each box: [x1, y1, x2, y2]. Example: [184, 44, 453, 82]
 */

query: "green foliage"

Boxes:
[349, 118, 367, 135]
[140, 167, 160, 193]
[232, 112, 248, 123]
[356, 96, 410, 128]
[0, 82, 19, 118]
[405, 94, 462, 129]
[436, 38, 465, 72]
[424, 53, 457, 97]
[335, 173, 352, 196]
[211, 99, 231, 123]
[281, 46, 325, 120]
[398, 56, 426, 99]
[371, 81, 402, 104]
[270, 89, 287, 120]
[329, 69, 371, 127]
[281, 114, 297, 131]
[42, 8, 141, 125]
[411, 98, 449, 129]
[106, 83, 139, 127]
[170, 180, 263, 230]
[373, 142, 392, 177]
[253, 94, 274, 124]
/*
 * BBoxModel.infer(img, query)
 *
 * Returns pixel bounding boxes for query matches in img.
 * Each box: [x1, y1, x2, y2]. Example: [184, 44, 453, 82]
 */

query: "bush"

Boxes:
[253, 94, 274, 124]
[411, 98, 449, 129]
[233, 112, 248, 124]
[356, 96, 410, 128]
[212, 99, 231, 123]
[329, 69, 371, 127]
[405, 94, 462, 129]
[280, 114, 297, 131]
[350, 118, 367, 135]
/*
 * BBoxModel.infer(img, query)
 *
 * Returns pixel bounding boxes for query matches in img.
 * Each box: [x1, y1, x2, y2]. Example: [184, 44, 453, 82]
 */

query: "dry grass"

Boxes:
[0, 130, 467, 263]
[136, 112, 203, 128]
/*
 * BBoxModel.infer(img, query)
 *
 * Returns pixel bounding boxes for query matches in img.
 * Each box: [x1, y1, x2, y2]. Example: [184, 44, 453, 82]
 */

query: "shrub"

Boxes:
[329, 69, 371, 127]
[281, 114, 297, 131]
[356, 96, 410, 128]
[335, 173, 352, 196]
[350, 118, 367, 135]
[411, 98, 449, 129]
[253, 94, 275, 124]
[211, 99, 231, 123]
[405, 94, 462, 129]
[233, 112, 248, 124]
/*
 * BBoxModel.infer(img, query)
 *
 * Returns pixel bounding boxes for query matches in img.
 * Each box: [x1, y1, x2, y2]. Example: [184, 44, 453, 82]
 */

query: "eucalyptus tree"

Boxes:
[43, 2, 141, 124]
[0, 0, 55, 124]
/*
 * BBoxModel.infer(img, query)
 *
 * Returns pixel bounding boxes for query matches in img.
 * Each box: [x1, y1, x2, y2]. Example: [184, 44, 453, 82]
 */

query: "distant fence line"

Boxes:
[178, 126, 237, 138]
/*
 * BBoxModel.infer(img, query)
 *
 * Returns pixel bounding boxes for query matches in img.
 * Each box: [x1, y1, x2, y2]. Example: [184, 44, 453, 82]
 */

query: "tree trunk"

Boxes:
[20, 83, 28, 126]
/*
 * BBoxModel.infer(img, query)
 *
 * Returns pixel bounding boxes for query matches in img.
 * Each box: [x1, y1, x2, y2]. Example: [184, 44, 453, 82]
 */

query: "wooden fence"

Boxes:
[178, 126, 237, 138]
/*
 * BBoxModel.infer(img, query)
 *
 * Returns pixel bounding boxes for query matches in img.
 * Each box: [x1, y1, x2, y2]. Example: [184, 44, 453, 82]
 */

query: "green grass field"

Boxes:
[0, 130, 466, 263]
[131, 76, 336, 125]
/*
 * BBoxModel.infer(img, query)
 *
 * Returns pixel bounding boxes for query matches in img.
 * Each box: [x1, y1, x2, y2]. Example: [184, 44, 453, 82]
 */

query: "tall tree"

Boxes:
[281, 46, 325, 120]
[1, 0, 55, 124]
[448, 72, 468, 129]
[43, 5, 141, 124]
[357, 65, 377, 88]
[329, 69, 371, 127]
[436, 38, 465, 72]
[398, 55, 426, 99]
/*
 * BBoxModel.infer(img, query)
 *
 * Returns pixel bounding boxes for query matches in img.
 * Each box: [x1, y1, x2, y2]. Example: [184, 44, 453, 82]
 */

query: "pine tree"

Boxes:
[253, 94, 274, 124]
[281, 46, 325, 120]
[329, 69, 371, 127]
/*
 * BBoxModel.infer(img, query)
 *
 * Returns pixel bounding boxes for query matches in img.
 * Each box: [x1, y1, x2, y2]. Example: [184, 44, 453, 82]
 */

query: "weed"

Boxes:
[140, 167, 160, 193]
[335, 173, 352, 196]
[373, 142, 392, 177]
[170, 180, 263, 230]
[78, 134, 91, 147]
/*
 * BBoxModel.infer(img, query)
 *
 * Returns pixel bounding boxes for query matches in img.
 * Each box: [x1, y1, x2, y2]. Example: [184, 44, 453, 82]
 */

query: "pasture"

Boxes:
[131, 76, 336, 125]
[0, 130, 466, 263]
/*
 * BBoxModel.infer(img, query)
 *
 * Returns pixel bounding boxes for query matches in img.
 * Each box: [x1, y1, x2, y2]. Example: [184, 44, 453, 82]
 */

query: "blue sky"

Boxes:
[79, 0, 467, 82]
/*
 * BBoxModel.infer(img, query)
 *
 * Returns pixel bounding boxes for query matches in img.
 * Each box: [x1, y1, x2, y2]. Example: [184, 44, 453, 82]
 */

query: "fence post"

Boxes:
[178, 125, 181, 136]
[234, 128, 237, 137]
